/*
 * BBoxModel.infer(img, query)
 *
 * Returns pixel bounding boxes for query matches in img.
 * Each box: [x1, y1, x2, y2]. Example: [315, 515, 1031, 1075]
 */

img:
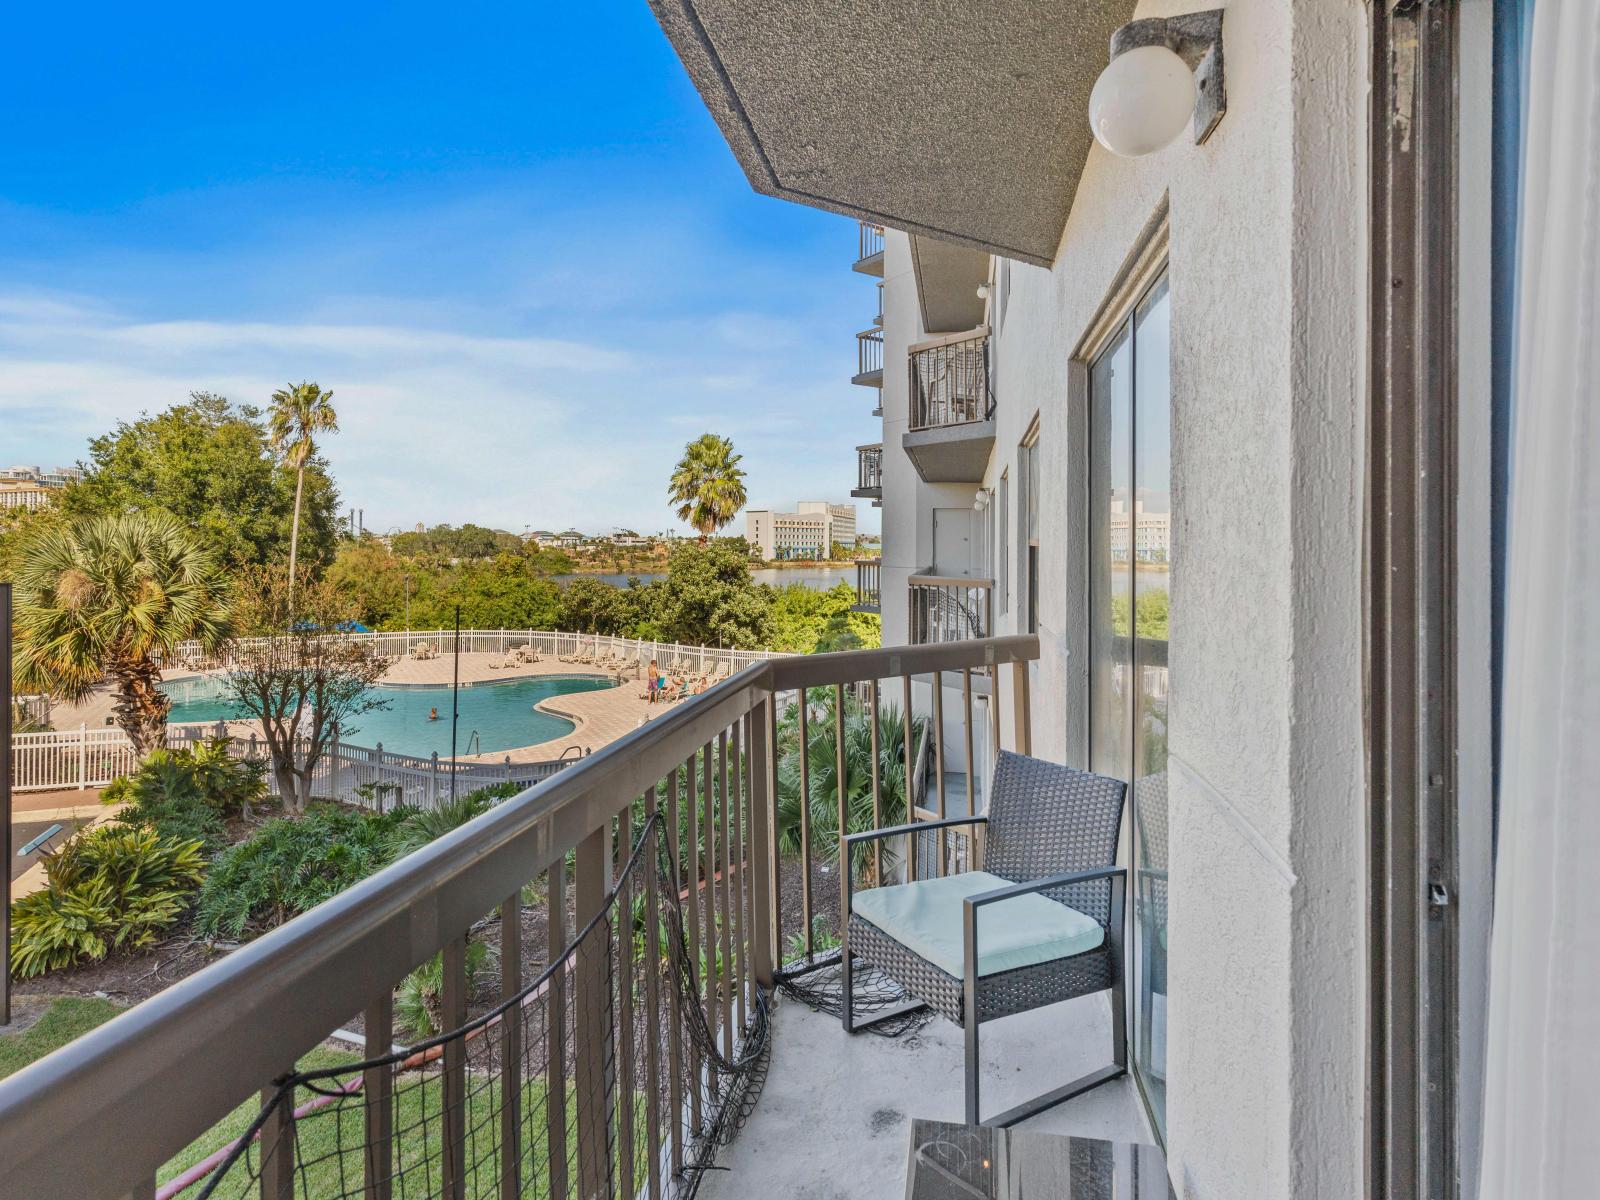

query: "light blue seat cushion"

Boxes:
[851, 870, 1104, 979]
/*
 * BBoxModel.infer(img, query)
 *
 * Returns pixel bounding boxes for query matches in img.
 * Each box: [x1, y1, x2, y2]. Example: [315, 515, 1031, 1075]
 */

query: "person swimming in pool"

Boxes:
[428, 706, 439, 721]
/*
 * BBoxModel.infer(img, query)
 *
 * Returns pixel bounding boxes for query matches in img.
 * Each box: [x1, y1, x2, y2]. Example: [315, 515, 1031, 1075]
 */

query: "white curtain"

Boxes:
[1481, 1, 1600, 1195]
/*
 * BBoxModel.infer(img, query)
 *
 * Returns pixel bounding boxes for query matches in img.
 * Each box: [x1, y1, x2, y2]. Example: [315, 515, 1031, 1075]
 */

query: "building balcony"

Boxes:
[903, 328, 994, 483]
[909, 572, 993, 644]
[851, 443, 883, 500]
[0, 636, 1151, 1200]
[853, 219, 884, 275]
[853, 328, 883, 387]
[852, 556, 881, 613]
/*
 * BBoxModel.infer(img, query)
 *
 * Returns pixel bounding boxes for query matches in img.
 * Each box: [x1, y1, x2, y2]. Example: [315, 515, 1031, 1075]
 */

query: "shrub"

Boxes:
[104, 740, 268, 851]
[383, 782, 518, 861]
[9, 825, 207, 978]
[396, 942, 489, 1039]
[194, 805, 409, 939]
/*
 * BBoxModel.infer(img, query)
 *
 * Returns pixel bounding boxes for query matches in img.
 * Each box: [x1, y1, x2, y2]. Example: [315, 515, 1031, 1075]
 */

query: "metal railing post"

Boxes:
[573, 827, 613, 1199]
[750, 696, 776, 987]
[363, 994, 393, 1200]
[259, 1083, 295, 1200]
[1011, 660, 1032, 755]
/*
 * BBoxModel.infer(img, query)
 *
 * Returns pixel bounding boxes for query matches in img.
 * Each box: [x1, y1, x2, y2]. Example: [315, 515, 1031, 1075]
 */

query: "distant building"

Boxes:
[746, 502, 857, 560]
[1110, 497, 1172, 564]
[524, 529, 560, 546]
[0, 482, 52, 511]
[0, 464, 83, 488]
[556, 530, 586, 549]
[0, 465, 81, 511]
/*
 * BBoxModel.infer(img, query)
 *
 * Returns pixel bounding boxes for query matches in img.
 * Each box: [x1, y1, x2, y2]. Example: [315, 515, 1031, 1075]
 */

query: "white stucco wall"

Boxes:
[950, 1, 1369, 1196]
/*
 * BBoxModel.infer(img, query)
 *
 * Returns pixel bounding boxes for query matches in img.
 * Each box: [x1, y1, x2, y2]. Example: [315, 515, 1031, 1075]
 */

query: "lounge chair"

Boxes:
[841, 750, 1128, 1127]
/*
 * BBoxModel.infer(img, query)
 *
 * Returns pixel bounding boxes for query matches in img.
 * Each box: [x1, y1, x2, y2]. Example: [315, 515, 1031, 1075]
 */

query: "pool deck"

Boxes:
[51, 652, 713, 765]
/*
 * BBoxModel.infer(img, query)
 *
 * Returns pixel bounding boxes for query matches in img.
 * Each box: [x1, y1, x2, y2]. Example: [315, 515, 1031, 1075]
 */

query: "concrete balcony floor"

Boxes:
[702, 984, 1150, 1199]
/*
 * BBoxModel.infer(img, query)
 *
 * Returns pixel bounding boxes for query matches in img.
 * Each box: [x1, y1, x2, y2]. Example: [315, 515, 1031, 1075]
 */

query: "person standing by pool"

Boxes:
[647, 660, 660, 704]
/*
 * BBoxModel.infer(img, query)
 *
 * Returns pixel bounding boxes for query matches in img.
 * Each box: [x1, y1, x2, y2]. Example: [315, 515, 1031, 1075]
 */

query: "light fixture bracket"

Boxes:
[1108, 9, 1226, 144]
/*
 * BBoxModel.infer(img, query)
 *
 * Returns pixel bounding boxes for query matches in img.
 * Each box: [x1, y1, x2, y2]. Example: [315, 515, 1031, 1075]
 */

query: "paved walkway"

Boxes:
[8, 789, 120, 901]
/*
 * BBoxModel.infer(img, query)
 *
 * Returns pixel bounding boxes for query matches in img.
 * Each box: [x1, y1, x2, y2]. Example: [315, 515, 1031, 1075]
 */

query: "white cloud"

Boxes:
[0, 287, 881, 535]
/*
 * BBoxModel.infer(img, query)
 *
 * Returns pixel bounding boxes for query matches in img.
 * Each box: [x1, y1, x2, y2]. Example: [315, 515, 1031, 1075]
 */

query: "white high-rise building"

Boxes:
[745, 501, 856, 560]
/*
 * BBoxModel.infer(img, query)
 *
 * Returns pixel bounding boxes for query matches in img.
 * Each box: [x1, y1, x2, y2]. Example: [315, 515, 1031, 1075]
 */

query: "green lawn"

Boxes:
[162, 1062, 650, 1199]
[0, 996, 125, 1079]
[3, 998, 654, 1199]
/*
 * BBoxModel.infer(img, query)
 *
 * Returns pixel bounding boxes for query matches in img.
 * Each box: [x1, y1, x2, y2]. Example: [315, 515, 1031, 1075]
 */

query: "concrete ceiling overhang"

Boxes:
[910, 235, 990, 333]
[648, 0, 1135, 267]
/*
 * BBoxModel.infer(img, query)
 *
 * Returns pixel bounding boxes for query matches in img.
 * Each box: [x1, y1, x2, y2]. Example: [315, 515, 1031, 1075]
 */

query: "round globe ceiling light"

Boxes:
[1089, 44, 1197, 158]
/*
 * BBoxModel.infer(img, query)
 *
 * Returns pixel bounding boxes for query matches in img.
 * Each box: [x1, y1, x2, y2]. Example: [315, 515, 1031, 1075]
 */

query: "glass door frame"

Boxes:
[1082, 262, 1172, 1143]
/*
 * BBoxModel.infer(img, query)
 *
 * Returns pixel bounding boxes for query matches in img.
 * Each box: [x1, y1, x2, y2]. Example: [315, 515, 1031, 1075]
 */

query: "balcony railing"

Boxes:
[853, 443, 883, 497]
[854, 558, 881, 612]
[908, 329, 992, 430]
[854, 329, 884, 385]
[0, 636, 1038, 1200]
[856, 220, 885, 265]
[909, 573, 994, 644]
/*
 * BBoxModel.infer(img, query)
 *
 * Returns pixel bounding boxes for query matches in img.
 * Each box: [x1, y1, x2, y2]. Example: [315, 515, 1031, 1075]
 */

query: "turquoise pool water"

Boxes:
[161, 674, 616, 759]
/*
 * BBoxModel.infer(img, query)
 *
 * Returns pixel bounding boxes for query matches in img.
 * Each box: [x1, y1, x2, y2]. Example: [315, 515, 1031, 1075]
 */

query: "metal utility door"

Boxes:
[932, 508, 975, 577]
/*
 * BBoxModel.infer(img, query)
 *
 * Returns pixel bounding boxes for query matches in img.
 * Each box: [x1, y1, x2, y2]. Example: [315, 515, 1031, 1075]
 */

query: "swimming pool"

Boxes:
[161, 674, 616, 759]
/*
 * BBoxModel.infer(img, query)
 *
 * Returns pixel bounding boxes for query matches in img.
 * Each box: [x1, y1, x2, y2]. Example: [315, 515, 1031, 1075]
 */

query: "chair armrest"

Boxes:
[842, 814, 987, 850]
[964, 866, 1126, 911]
[842, 816, 988, 911]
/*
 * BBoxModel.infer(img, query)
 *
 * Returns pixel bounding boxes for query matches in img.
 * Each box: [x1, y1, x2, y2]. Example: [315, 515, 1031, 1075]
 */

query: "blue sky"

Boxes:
[0, 2, 878, 536]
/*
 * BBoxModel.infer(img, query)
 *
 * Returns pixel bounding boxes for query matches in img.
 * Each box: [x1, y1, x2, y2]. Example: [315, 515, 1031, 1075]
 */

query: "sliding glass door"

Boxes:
[1088, 273, 1172, 1135]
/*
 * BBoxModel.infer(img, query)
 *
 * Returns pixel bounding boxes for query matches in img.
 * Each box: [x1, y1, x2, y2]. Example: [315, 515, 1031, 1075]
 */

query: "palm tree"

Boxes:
[14, 512, 232, 757]
[668, 433, 747, 544]
[775, 688, 924, 884]
[268, 381, 338, 604]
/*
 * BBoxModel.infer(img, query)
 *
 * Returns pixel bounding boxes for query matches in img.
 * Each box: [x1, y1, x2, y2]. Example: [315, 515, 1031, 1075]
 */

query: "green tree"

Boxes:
[766, 582, 881, 654]
[62, 393, 338, 572]
[268, 381, 339, 605]
[13, 512, 232, 756]
[668, 433, 748, 544]
[325, 540, 411, 628]
[559, 575, 633, 635]
[225, 570, 392, 812]
[653, 539, 771, 648]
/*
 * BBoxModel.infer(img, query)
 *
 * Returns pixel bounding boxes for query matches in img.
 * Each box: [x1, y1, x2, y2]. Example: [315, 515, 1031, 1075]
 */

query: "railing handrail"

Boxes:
[907, 324, 990, 355]
[0, 635, 1040, 1198]
[908, 573, 996, 589]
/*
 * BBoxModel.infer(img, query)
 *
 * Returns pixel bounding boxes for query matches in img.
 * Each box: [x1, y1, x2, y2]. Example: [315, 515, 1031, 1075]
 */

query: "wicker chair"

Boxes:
[841, 750, 1128, 1126]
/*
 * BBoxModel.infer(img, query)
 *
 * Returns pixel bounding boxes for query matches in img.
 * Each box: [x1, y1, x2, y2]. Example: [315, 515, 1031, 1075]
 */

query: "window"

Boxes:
[998, 471, 1010, 616]
[1088, 271, 1171, 1135]
[1019, 426, 1040, 634]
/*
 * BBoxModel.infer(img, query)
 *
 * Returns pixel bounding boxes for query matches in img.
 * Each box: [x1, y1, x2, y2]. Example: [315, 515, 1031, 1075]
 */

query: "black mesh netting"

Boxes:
[774, 952, 932, 1040]
[190, 812, 768, 1200]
